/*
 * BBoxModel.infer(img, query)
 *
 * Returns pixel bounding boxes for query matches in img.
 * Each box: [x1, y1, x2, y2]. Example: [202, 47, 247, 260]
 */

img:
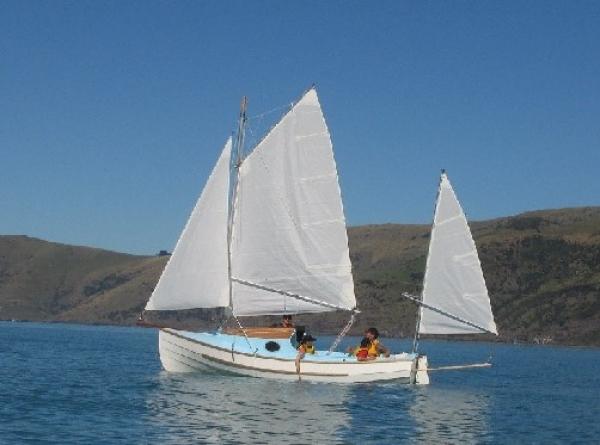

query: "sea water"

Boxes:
[1, 322, 598, 444]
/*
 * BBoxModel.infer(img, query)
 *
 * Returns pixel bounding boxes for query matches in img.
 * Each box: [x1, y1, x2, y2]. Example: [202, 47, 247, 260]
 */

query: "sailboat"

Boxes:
[142, 87, 497, 384]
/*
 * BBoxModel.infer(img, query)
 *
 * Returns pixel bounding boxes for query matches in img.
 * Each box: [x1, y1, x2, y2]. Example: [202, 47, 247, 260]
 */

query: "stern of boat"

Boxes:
[411, 355, 430, 385]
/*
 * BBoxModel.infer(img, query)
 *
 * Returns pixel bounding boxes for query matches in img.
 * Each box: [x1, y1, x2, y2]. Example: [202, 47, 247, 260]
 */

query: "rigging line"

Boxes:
[427, 362, 492, 371]
[488, 339, 497, 365]
[412, 293, 423, 354]
[243, 116, 269, 154]
[238, 111, 301, 234]
[327, 311, 357, 354]
[376, 279, 423, 288]
[400, 292, 497, 336]
[233, 313, 256, 352]
[247, 102, 293, 121]
[243, 124, 258, 152]
[242, 86, 315, 162]
[217, 306, 236, 333]
[231, 277, 356, 313]
[236, 87, 324, 233]
[248, 90, 332, 233]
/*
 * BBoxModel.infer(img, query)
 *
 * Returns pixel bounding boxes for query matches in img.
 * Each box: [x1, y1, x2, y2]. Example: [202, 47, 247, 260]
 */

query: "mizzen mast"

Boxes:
[412, 169, 445, 354]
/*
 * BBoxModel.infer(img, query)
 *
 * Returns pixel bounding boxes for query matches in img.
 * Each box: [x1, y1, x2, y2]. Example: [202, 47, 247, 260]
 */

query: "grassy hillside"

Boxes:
[350, 207, 600, 345]
[1, 207, 599, 345]
[0, 236, 165, 324]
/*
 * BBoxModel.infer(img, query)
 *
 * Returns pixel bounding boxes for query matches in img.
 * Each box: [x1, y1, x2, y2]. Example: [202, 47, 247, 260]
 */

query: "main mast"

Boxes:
[227, 96, 247, 310]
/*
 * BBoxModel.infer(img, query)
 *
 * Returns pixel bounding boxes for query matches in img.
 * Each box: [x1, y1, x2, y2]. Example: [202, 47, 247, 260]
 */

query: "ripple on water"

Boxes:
[1, 323, 599, 444]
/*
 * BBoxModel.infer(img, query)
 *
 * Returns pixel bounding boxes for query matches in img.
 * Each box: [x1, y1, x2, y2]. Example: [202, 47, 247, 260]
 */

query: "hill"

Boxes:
[1, 207, 599, 346]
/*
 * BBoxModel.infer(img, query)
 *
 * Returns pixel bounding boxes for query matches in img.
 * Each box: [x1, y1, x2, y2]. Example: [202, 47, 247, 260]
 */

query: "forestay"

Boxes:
[145, 139, 232, 311]
[231, 89, 356, 316]
[419, 173, 498, 335]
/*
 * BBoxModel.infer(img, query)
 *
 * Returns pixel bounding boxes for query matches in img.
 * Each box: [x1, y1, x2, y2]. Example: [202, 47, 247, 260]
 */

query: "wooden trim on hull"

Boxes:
[158, 328, 416, 383]
[222, 327, 295, 339]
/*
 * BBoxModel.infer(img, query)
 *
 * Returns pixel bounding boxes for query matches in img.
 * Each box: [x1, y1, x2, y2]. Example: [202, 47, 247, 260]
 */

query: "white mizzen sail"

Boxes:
[419, 172, 497, 335]
[145, 138, 232, 311]
[231, 88, 356, 316]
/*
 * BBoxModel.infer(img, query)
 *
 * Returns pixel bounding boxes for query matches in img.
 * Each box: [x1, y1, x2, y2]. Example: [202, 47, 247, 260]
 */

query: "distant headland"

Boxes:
[1, 206, 598, 346]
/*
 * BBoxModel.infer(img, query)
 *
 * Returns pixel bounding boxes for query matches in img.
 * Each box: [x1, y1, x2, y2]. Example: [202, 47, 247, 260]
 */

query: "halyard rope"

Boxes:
[327, 311, 358, 354]
[233, 314, 256, 352]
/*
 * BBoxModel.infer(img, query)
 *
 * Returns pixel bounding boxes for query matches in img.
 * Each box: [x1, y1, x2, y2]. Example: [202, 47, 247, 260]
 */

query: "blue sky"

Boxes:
[2, 1, 599, 255]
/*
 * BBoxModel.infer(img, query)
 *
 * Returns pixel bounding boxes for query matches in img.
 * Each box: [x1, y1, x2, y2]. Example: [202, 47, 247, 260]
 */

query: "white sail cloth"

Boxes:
[419, 173, 497, 335]
[231, 89, 356, 316]
[145, 139, 232, 311]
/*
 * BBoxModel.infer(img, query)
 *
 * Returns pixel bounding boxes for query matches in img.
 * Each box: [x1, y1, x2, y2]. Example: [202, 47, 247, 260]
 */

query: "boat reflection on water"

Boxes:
[410, 386, 491, 443]
[143, 366, 490, 443]
[143, 371, 352, 444]
[339, 382, 490, 443]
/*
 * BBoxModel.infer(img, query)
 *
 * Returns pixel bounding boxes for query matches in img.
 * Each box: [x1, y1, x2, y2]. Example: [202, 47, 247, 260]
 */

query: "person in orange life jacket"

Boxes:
[295, 334, 316, 374]
[347, 327, 390, 358]
[355, 338, 375, 361]
[346, 337, 369, 355]
[365, 327, 390, 357]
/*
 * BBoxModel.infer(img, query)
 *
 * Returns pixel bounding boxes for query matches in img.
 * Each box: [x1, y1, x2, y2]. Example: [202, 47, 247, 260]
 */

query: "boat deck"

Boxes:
[175, 330, 416, 363]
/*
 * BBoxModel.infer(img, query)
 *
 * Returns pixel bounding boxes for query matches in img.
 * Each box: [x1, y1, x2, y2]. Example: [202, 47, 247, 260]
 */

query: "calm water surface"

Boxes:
[1, 322, 598, 444]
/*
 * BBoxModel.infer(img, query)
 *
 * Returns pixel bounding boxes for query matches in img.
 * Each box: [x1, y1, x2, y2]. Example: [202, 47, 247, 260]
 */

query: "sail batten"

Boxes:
[419, 173, 497, 335]
[145, 139, 232, 311]
[231, 88, 356, 316]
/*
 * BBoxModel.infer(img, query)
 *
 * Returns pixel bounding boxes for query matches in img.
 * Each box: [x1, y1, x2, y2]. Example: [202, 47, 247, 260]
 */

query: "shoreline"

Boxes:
[3, 319, 598, 349]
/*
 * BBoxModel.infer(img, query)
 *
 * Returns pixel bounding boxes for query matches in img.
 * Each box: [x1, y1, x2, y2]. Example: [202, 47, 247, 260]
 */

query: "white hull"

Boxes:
[158, 328, 429, 384]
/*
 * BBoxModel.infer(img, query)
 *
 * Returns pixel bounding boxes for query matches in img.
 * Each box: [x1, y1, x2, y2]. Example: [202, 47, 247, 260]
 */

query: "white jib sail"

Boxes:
[145, 138, 232, 311]
[419, 172, 498, 335]
[231, 88, 356, 316]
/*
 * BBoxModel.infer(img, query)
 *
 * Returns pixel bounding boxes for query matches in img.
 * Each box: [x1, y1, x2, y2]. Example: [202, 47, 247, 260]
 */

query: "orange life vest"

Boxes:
[300, 343, 315, 354]
[355, 347, 369, 360]
[367, 339, 380, 357]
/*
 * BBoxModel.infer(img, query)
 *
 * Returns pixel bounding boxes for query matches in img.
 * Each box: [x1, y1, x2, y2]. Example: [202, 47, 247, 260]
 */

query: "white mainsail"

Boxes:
[230, 88, 356, 316]
[418, 172, 497, 335]
[145, 138, 232, 311]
